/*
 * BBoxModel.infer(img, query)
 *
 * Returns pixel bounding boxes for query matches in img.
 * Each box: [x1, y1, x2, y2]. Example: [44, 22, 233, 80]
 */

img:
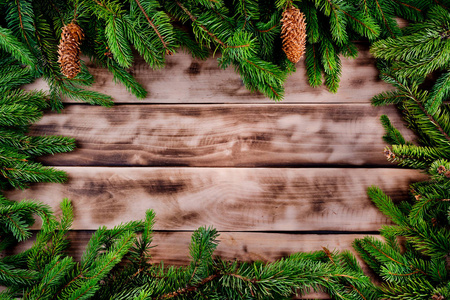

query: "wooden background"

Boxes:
[4, 44, 426, 298]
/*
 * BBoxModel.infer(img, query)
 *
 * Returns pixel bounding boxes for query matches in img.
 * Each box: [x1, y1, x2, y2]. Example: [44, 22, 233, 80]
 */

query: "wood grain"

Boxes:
[5, 167, 426, 231]
[23, 44, 390, 104]
[32, 104, 414, 167]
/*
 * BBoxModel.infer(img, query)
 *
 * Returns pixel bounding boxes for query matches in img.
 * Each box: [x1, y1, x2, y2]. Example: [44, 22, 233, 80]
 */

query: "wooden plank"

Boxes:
[31, 104, 414, 167]
[23, 44, 390, 104]
[5, 167, 426, 231]
[1, 231, 380, 299]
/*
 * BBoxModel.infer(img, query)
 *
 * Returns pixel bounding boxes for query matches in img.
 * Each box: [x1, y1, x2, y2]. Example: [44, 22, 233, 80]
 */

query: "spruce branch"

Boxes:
[0, 26, 36, 67]
[105, 16, 133, 68]
[357, 177, 450, 296]
[427, 72, 450, 114]
[132, 0, 173, 55]
[373, 70, 450, 169]
[373, 0, 398, 38]
[0, 0, 421, 101]
[175, 0, 227, 48]
[159, 273, 220, 299]
[5, 0, 37, 52]
[359, 20, 450, 290]
[1, 202, 378, 299]
[0, 74, 75, 190]
[380, 115, 406, 145]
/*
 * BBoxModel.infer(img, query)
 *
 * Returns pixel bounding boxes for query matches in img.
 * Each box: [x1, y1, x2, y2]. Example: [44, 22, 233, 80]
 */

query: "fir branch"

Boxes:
[371, 90, 405, 106]
[380, 115, 406, 145]
[391, 0, 422, 13]
[6, 0, 36, 51]
[15, 0, 30, 45]
[0, 26, 35, 66]
[175, 0, 226, 48]
[305, 43, 323, 87]
[364, 237, 427, 275]
[159, 273, 220, 299]
[255, 23, 278, 33]
[413, 95, 450, 144]
[335, 5, 380, 39]
[0, 261, 37, 287]
[427, 72, 450, 114]
[132, 0, 173, 55]
[105, 16, 133, 68]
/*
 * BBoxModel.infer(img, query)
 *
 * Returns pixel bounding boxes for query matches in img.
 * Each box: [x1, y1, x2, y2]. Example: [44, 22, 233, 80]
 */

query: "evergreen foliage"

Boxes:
[0, 0, 431, 103]
[0, 199, 379, 300]
[354, 169, 450, 299]
[0, 77, 75, 192]
[354, 7, 450, 297]
[371, 5, 450, 88]
[369, 2, 450, 170]
[373, 73, 450, 169]
[2, 1, 450, 299]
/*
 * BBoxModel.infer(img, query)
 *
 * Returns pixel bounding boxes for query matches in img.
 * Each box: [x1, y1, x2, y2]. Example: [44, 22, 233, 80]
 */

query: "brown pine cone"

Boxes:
[58, 23, 84, 79]
[281, 7, 307, 64]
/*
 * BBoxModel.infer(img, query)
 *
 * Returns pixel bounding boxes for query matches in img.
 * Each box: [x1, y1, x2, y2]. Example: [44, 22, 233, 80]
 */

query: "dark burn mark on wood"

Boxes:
[278, 251, 290, 259]
[311, 200, 326, 213]
[156, 148, 198, 158]
[105, 110, 123, 125]
[143, 179, 187, 194]
[85, 61, 96, 68]
[163, 59, 177, 70]
[210, 106, 233, 116]
[258, 176, 287, 200]
[387, 189, 410, 204]
[166, 210, 200, 228]
[186, 62, 201, 76]
[293, 175, 370, 218]
[31, 123, 59, 135]
[327, 107, 369, 122]
[253, 132, 273, 142]
[69, 180, 108, 197]
[61, 123, 81, 132]
[69, 180, 127, 224]
[171, 109, 202, 117]
[198, 136, 230, 147]
[239, 132, 274, 149]
[271, 181, 287, 195]
[181, 211, 200, 221]
[356, 57, 375, 66]
[350, 78, 365, 88]
[89, 192, 125, 224]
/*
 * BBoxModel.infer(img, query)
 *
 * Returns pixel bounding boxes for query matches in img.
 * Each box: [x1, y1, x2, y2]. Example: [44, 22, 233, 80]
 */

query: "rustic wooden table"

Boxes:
[5, 43, 426, 298]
